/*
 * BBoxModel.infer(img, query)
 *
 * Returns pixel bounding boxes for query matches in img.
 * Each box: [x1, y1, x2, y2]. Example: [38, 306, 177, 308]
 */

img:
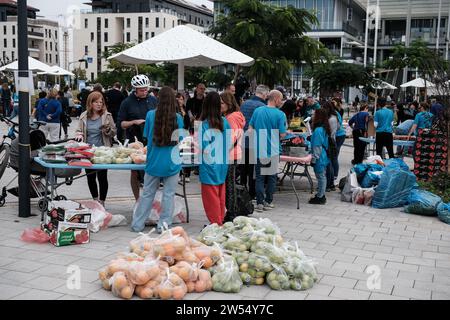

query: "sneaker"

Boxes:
[184, 177, 190, 183]
[264, 202, 275, 210]
[251, 199, 257, 205]
[255, 204, 264, 212]
[309, 196, 326, 205]
[329, 185, 336, 191]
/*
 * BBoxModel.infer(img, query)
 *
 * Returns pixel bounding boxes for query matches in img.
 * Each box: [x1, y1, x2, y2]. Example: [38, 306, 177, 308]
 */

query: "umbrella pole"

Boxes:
[178, 62, 185, 91]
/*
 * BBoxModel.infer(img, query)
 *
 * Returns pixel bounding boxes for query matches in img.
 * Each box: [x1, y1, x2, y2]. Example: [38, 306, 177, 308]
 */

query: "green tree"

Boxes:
[306, 62, 375, 97]
[209, 0, 329, 88]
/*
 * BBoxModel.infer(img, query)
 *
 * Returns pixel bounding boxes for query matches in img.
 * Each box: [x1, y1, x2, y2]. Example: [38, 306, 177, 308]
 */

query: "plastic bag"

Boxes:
[384, 158, 410, 171]
[211, 258, 243, 293]
[341, 172, 359, 202]
[185, 269, 213, 293]
[250, 241, 286, 264]
[266, 265, 290, 290]
[78, 200, 115, 233]
[352, 188, 365, 205]
[364, 188, 375, 206]
[372, 166, 417, 209]
[366, 155, 384, 166]
[197, 223, 227, 246]
[129, 230, 157, 257]
[437, 202, 450, 224]
[247, 253, 274, 273]
[192, 244, 223, 267]
[208, 255, 238, 277]
[223, 233, 250, 252]
[404, 189, 442, 216]
[169, 261, 200, 282]
[127, 257, 161, 285]
[143, 191, 187, 225]
[361, 171, 383, 188]
[21, 227, 50, 243]
[152, 230, 187, 260]
[232, 216, 258, 229]
[110, 271, 135, 299]
[156, 269, 188, 300]
[254, 218, 281, 235]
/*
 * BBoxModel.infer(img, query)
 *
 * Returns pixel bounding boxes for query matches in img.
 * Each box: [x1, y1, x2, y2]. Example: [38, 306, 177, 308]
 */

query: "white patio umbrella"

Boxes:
[108, 25, 255, 90]
[400, 77, 435, 88]
[372, 79, 397, 90]
[0, 56, 51, 72]
[38, 65, 75, 77]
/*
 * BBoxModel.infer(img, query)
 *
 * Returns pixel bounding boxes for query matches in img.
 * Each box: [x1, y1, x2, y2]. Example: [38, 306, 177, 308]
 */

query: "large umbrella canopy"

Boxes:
[400, 77, 435, 88]
[38, 65, 75, 77]
[0, 56, 51, 72]
[372, 79, 397, 90]
[108, 25, 255, 90]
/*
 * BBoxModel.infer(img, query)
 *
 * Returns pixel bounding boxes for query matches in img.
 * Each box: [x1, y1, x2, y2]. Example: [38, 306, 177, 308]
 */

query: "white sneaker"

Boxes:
[185, 177, 190, 183]
[255, 204, 264, 212]
[264, 202, 275, 210]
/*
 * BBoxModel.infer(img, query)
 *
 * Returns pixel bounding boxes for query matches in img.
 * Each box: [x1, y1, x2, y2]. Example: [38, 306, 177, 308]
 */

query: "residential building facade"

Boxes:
[0, 0, 60, 67]
[75, 0, 214, 81]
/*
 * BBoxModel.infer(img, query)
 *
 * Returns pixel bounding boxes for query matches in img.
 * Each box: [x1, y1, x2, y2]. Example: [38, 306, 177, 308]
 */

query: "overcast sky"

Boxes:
[28, 0, 213, 20]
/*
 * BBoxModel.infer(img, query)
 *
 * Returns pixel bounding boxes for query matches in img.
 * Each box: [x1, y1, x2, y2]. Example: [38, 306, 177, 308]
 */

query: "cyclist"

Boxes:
[117, 74, 157, 201]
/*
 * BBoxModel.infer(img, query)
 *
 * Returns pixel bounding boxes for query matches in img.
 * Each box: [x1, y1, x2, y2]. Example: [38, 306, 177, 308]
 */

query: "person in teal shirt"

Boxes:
[408, 102, 434, 138]
[373, 98, 394, 159]
[249, 90, 287, 212]
[309, 108, 330, 204]
[198, 91, 231, 226]
[132, 87, 186, 233]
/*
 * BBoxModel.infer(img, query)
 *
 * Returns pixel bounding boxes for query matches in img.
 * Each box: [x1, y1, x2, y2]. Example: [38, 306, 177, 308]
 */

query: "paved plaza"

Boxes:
[0, 120, 449, 300]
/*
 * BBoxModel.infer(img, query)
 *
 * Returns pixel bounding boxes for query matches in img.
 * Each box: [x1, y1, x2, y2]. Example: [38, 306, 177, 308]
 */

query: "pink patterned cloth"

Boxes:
[280, 154, 312, 165]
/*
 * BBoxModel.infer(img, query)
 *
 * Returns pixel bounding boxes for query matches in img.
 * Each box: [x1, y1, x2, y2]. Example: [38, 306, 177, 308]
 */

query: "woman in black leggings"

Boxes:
[75, 91, 117, 206]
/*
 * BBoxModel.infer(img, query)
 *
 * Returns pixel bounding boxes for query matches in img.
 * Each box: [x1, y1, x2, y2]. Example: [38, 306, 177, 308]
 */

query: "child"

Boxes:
[309, 108, 330, 205]
[199, 91, 231, 225]
[75, 91, 116, 207]
[131, 87, 185, 233]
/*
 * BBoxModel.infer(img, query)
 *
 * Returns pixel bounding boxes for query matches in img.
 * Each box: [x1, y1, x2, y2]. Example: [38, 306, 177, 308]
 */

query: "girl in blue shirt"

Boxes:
[309, 108, 330, 205]
[131, 87, 185, 233]
[198, 91, 231, 225]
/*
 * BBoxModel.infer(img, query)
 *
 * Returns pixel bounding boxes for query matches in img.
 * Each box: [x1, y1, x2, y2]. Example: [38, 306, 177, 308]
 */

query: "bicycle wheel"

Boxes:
[0, 144, 10, 181]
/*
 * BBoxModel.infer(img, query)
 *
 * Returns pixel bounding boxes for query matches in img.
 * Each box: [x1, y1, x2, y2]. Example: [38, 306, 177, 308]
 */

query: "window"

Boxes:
[105, 18, 108, 28]
[84, 18, 88, 28]
[45, 42, 48, 50]
[85, 46, 88, 55]
[2, 51, 5, 60]
[56, 54, 58, 64]
[145, 17, 149, 28]
[151, 32, 155, 38]
[49, 55, 52, 63]
[91, 32, 94, 42]
[91, 73, 95, 81]
[126, 32, 130, 42]
[347, 7, 353, 21]
[45, 53, 48, 62]
[172, 21, 174, 28]
[11, 51, 14, 61]
[55, 30, 58, 38]
[12, 39, 15, 48]
[12, 25, 15, 35]
[163, 18, 166, 28]
[127, 18, 131, 28]
[45, 29, 47, 37]
[156, 17, 159, 28]
[3, 39, 6, 48]
[50, 42, 53, 51]
[104, 32, 108, 42]
[3, 26, 6, 35]
[104, 46, 108, 54]
[145, 32, 149, 40]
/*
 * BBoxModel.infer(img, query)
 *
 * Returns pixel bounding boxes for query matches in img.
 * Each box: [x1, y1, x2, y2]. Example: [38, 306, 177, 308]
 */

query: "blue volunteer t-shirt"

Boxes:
[413, 111, 433, 135]
[310, 126, 329, 174]
[143, 110, 185, 177]
[374, 107, 394, 133]
[249, 106, 287, 159]
[199, 117, 231, 185]
[336, 112, 346, 137]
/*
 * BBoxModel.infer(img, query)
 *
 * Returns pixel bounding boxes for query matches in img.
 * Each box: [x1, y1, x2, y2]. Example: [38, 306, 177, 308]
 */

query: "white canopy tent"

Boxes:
[372, 79, 397, 90]
[108, 25, 255, 90]
[0, 56, 51, 72]
[400, 77, 435, 88]
[38, 65, 75, 77]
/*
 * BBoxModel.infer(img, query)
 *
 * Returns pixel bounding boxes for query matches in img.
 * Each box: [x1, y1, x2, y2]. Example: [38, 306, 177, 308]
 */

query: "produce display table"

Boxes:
[34, 157, 195, 223]
[279, 154, 313, 210]
[359, 137, 415, 157]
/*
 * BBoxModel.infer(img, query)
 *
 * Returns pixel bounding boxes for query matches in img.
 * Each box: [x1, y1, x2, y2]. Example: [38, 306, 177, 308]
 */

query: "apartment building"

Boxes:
[74, 0, 214, 81]
[0, 0, 60, 67]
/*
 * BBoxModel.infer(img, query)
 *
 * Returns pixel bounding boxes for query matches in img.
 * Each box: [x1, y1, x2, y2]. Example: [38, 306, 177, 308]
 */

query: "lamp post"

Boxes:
[17, 0, 30, 218]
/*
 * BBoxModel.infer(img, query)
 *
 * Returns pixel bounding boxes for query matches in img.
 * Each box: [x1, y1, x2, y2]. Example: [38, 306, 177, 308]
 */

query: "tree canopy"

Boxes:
[208, 0, 329, 87]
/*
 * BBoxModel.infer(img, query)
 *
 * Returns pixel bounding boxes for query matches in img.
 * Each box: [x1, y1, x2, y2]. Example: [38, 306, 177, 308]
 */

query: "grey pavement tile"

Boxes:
[373, 253, 405, 263]
[199, 292, 244, 300]
[86, 288, 121, 300]
[353, 236, 382, 245]
[354, 257, 387, 269]
[34, 264, 71, 279]
[54, 281, 101, 297]
[437, 245, 450, 254]
[363, 244, 394, 254]
[398, 271, 434, 282]
[71, 258, 109, 271]
[336, 240, 365, 250]
[306, 294, 340, 300]
[264, 290, 308, 300]
[11, 289, 65, 300]
[316, 266, 346, 277]
[422, 251, 450, 261]
[414, 280, 450, 294]
[0, 258, 19, 268]
[318, 275, 357, 289]
[392, 286, 432, 300]
[0, 284, 28, 299]
[57, 295, 92, 300]
[183, 292, 206, 300]
[238, 285, 271, 299]
[315, 244, 345, 254]
[386, 261, 419, 273]
[369, 293, 409, 300]
[22, 276, 67, 291]
[301, 283, 333, 297]
[354, 280, 394, 295]
[0, 247, 27, 258]
[344, 248, 374, 258]
[392, 247, 423, 258]
[403, 257, 436, 267]
[324, 252, 356, 263]
[435, 260, 450, 268]
[39, 253, 85, 266]
[332, 261, 366, 273]
[2, 260, 46, 273]
[431, 291, 450, 300]
[1, 270, 40, 284]
[329, 287, 370, 300]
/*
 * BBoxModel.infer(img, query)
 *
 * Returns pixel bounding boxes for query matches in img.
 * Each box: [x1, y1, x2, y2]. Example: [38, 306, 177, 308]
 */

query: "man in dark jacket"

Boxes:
[106, 82, 125, 124]
[185, 83, 206, 121]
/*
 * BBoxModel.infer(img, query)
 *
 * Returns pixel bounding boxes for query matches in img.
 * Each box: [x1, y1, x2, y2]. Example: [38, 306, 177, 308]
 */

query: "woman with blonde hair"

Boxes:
[37, 88, 62, 142]
[75, 91, 116, 206]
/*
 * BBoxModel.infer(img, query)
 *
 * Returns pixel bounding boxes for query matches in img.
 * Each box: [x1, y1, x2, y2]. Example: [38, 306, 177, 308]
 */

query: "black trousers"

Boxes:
[239, 148, 256, 199]
[226, 163, 237, 215]
[86, 169, 108, 201]
[353, 129, 367, 164]
[376, 132, 394, 159]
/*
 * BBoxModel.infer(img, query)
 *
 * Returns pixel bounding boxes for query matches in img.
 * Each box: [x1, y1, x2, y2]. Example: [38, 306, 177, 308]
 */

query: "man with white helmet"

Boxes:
[117, 74, 158, 200]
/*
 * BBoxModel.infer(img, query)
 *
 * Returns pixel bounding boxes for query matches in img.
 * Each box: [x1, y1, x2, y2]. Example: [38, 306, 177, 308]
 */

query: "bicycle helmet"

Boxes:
[131, 74, 150, 89]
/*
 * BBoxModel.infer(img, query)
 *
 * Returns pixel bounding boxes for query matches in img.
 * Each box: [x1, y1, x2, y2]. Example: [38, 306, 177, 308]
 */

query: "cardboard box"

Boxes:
[46, 221, 90, 247]
[45, 201, 92, 230]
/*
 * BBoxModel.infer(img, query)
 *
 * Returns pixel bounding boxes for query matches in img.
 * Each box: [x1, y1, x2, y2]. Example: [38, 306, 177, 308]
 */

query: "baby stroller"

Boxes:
[0, 122, 81, 211]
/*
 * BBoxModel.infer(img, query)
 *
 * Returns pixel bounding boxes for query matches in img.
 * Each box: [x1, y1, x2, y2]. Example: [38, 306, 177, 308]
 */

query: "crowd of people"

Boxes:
[0, 74, 444, 232]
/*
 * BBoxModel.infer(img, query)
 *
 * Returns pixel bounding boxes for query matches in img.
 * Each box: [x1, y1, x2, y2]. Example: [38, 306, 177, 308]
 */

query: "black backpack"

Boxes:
[326, 136, 337, 160]
[224, 184, 254, 222]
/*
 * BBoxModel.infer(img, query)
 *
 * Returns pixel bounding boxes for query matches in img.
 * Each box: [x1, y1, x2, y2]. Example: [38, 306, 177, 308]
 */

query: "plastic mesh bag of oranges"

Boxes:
[110, 271, 135, 299]
[156, 269, 188, 300]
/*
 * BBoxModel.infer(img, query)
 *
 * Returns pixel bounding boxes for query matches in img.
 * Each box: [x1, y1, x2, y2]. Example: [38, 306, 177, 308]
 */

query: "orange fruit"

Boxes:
[120, 286, 133, 299]
[195, 280, 206, 293]
[172, 286, 186, 300]
[158, 287, 172, 300]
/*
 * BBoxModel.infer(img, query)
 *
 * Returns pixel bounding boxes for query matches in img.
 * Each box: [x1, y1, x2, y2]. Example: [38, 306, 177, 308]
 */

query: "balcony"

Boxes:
[28, 45, 40, 52]
[310, 22, 363, 38]
[28, 31, 44, 38]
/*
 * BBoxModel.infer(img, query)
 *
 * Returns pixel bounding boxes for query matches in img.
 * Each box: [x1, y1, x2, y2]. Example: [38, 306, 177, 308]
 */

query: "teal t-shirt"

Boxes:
[413, 111, 433, 135]
[336, 112, 346, 137]
[249, 106, 287, 159]
[143, 110, 185, 177]
[374, 107, 394, 133]
[310, 126, 329, 173]
[199, 117, 231, 185]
